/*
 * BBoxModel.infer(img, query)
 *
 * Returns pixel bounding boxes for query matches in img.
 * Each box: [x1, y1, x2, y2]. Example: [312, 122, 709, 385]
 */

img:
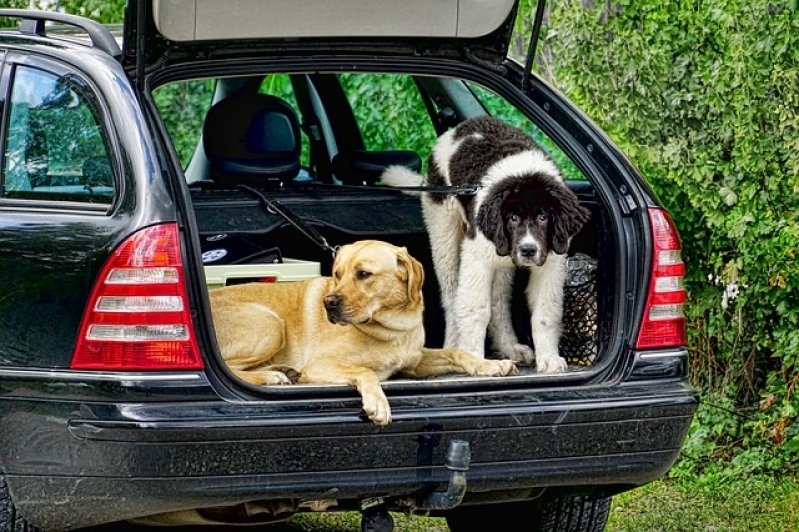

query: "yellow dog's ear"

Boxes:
[397, 247, 424, 305]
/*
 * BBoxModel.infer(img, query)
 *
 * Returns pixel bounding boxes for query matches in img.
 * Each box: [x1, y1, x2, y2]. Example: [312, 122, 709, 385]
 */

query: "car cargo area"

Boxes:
[188, 181, 614, 378]
[152, 70, 619, 384]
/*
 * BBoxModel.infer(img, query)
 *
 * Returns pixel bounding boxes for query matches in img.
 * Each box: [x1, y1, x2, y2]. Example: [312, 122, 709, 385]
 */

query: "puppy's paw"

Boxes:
[498, 343, 535, 366]
[536, 353, 568, 373]
[361, 388, 392, 426]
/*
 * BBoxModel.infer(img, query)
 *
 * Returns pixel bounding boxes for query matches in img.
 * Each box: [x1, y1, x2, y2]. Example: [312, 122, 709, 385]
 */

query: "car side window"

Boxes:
[339, 73, 438, 163]
[467, 82, 586, 181]
[2, 64, 115, 204]
[153, 75, 311, 173]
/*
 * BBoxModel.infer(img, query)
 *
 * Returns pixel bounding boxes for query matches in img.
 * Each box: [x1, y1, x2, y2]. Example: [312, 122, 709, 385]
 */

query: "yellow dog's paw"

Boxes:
[481, 358, 518, 376]
[361, 388, 392, 426]
[257, 370, 295, 385]
[267, 365, 302, 384]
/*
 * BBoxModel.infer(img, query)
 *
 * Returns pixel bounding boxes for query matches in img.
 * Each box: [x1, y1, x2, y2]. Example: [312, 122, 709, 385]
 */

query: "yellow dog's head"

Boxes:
[323, 240, 424, 326]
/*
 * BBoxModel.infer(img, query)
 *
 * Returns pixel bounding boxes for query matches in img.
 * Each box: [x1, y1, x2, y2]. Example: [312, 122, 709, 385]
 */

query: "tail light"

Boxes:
[72, 223, 203, 370]
[635, 208, 687, 349]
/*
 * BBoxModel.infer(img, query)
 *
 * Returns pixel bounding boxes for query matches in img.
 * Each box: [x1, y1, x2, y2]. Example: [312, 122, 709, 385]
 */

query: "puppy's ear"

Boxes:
[550, 187, 591, 255]
[397, 247, 425, 305]
[476, 191, 511, 256]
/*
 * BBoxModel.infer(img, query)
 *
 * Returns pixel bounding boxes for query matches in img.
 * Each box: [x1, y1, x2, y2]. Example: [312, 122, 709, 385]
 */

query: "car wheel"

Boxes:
[446, 494, 611, 532]
[0, 469, 39, 532]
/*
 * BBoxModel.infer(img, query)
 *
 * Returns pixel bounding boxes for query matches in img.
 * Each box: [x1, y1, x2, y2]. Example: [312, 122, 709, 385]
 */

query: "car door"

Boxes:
[0, 51, 121, 369]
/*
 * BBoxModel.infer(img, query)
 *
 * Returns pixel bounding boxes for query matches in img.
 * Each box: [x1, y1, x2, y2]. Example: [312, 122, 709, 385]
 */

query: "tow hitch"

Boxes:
[417, 439, 471, 510]
[359, 440, 471, 532]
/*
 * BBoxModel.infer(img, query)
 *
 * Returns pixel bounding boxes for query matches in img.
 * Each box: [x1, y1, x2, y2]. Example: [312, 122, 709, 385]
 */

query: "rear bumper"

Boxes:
[1, 379, 697, 531]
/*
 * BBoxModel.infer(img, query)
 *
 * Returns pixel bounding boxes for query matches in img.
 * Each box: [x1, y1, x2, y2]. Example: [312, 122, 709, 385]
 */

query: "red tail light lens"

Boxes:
[72, 223, 203, 370]
[636, 208, 687, 349]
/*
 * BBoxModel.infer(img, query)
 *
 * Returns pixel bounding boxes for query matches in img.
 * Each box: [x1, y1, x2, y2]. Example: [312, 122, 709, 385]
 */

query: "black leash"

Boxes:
[330, 182, 483, 196]
[236, 181, 482, 259]
[237, 183, 340, 258]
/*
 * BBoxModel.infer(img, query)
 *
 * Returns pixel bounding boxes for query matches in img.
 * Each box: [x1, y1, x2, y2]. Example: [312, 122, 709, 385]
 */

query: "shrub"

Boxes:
[541, 0, 799, 476]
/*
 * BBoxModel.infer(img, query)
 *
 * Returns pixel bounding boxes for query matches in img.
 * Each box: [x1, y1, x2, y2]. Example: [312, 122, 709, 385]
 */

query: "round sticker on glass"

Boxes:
[202, 248, 228, 263]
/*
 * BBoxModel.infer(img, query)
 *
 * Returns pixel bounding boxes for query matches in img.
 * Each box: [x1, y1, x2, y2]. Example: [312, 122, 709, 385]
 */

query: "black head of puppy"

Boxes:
[476, 173, 591, 267]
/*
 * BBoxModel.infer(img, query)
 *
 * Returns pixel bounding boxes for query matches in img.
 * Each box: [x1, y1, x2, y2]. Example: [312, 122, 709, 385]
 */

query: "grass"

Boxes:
[263, 477, 799, 532]
[606, 477, 799, 532]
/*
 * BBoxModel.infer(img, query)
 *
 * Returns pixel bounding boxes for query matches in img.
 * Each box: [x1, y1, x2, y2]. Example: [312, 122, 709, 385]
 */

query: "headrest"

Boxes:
[332, 149, 422, 185]
[203, 92, 301, 187]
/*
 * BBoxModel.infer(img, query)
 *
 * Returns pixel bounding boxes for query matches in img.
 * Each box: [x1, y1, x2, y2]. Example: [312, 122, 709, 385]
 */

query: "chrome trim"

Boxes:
[0, 368, 204, 381]
[637, 349, 688, 359]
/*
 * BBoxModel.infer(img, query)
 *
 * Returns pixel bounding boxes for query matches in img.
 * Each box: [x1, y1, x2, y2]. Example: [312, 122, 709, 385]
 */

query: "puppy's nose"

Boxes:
[324, 294, 342, 310]
[519, 244, 539, 259]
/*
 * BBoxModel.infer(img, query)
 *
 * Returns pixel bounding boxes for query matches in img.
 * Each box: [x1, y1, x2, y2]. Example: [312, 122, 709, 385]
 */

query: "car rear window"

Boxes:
[1, 64, 115, 205]
[467, 82, 586, 181]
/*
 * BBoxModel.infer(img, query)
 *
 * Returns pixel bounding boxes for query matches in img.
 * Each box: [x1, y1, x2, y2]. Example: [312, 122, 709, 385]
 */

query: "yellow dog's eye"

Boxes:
[357, 270, 372, 280]
[334, 270, 342, 280]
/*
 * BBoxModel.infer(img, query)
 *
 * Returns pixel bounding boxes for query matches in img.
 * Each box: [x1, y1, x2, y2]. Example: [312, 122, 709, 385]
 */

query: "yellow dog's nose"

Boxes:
[324, 293, 342, 310]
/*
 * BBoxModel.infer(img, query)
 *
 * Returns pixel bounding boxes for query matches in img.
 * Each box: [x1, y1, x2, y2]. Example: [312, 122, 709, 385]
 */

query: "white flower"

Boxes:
[720, 280, 740, 311]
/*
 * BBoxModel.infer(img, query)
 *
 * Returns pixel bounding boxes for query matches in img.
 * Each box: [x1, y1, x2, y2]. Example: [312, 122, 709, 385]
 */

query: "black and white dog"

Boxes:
[381, 116, 590, 372]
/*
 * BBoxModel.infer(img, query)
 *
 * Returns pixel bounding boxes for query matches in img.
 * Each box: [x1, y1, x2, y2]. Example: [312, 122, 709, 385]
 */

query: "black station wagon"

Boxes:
[0, 1, 697, 531]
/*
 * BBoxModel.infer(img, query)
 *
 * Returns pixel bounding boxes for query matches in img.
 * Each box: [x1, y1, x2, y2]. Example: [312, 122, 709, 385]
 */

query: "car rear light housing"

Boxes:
[636, 208, 687, 349]
[72, 223, 203, 370]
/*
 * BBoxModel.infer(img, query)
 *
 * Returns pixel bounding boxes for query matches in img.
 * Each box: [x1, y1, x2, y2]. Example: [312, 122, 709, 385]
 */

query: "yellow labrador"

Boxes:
[210, 240, 517, 425]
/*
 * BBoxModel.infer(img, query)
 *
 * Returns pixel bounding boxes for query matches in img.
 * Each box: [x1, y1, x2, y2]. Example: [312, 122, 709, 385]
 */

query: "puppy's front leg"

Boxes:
[406, 348, 517, 378]
[452, 245, 494, 359]
[300, 360, 391, 425]
[488, 266, 535, 365]
[526, 255, 568, 373]
[422, 195, 465, 350]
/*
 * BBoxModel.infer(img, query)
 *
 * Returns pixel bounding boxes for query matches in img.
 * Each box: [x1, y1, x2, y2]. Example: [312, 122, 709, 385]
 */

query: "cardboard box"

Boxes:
[204, 258, 321, 290]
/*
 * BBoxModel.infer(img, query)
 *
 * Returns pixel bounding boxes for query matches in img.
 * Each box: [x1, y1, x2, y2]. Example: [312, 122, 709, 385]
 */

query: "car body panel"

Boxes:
[123, 0, 518, 75]
[0, 44, 179, 370]
[1, 378, 696, 529]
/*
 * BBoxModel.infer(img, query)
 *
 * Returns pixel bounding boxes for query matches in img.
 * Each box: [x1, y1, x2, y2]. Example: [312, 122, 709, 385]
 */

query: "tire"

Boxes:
[0, 469, 39, 532]
[446, 494, 611, 532]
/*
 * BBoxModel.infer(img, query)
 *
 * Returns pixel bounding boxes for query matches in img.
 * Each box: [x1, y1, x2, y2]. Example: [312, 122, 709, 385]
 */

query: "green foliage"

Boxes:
[468, 82, 585, 180]
[54, 0, 125, 22]
[0, 0, 125, 26]
[545, 0, 799, 477]
[152, 80, 215, 167]
[339, 73, 438, 165]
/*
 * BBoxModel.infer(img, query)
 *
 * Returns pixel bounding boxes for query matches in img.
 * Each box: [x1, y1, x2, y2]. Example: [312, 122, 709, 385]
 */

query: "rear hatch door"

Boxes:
[122, 0, 522, 79]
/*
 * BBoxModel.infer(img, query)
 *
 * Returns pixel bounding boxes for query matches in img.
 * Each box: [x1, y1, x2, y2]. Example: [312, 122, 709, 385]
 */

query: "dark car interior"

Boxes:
[174, 72, 612, 369]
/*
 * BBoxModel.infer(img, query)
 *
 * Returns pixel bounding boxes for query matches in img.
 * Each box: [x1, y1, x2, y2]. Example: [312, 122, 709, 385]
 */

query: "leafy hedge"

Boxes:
[0, 0, 124, 24]
[541, 0, 799, 477]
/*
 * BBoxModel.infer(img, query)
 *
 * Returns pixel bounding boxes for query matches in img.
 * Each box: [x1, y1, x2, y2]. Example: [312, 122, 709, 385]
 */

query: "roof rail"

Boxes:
[0, 9, 122, 60]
